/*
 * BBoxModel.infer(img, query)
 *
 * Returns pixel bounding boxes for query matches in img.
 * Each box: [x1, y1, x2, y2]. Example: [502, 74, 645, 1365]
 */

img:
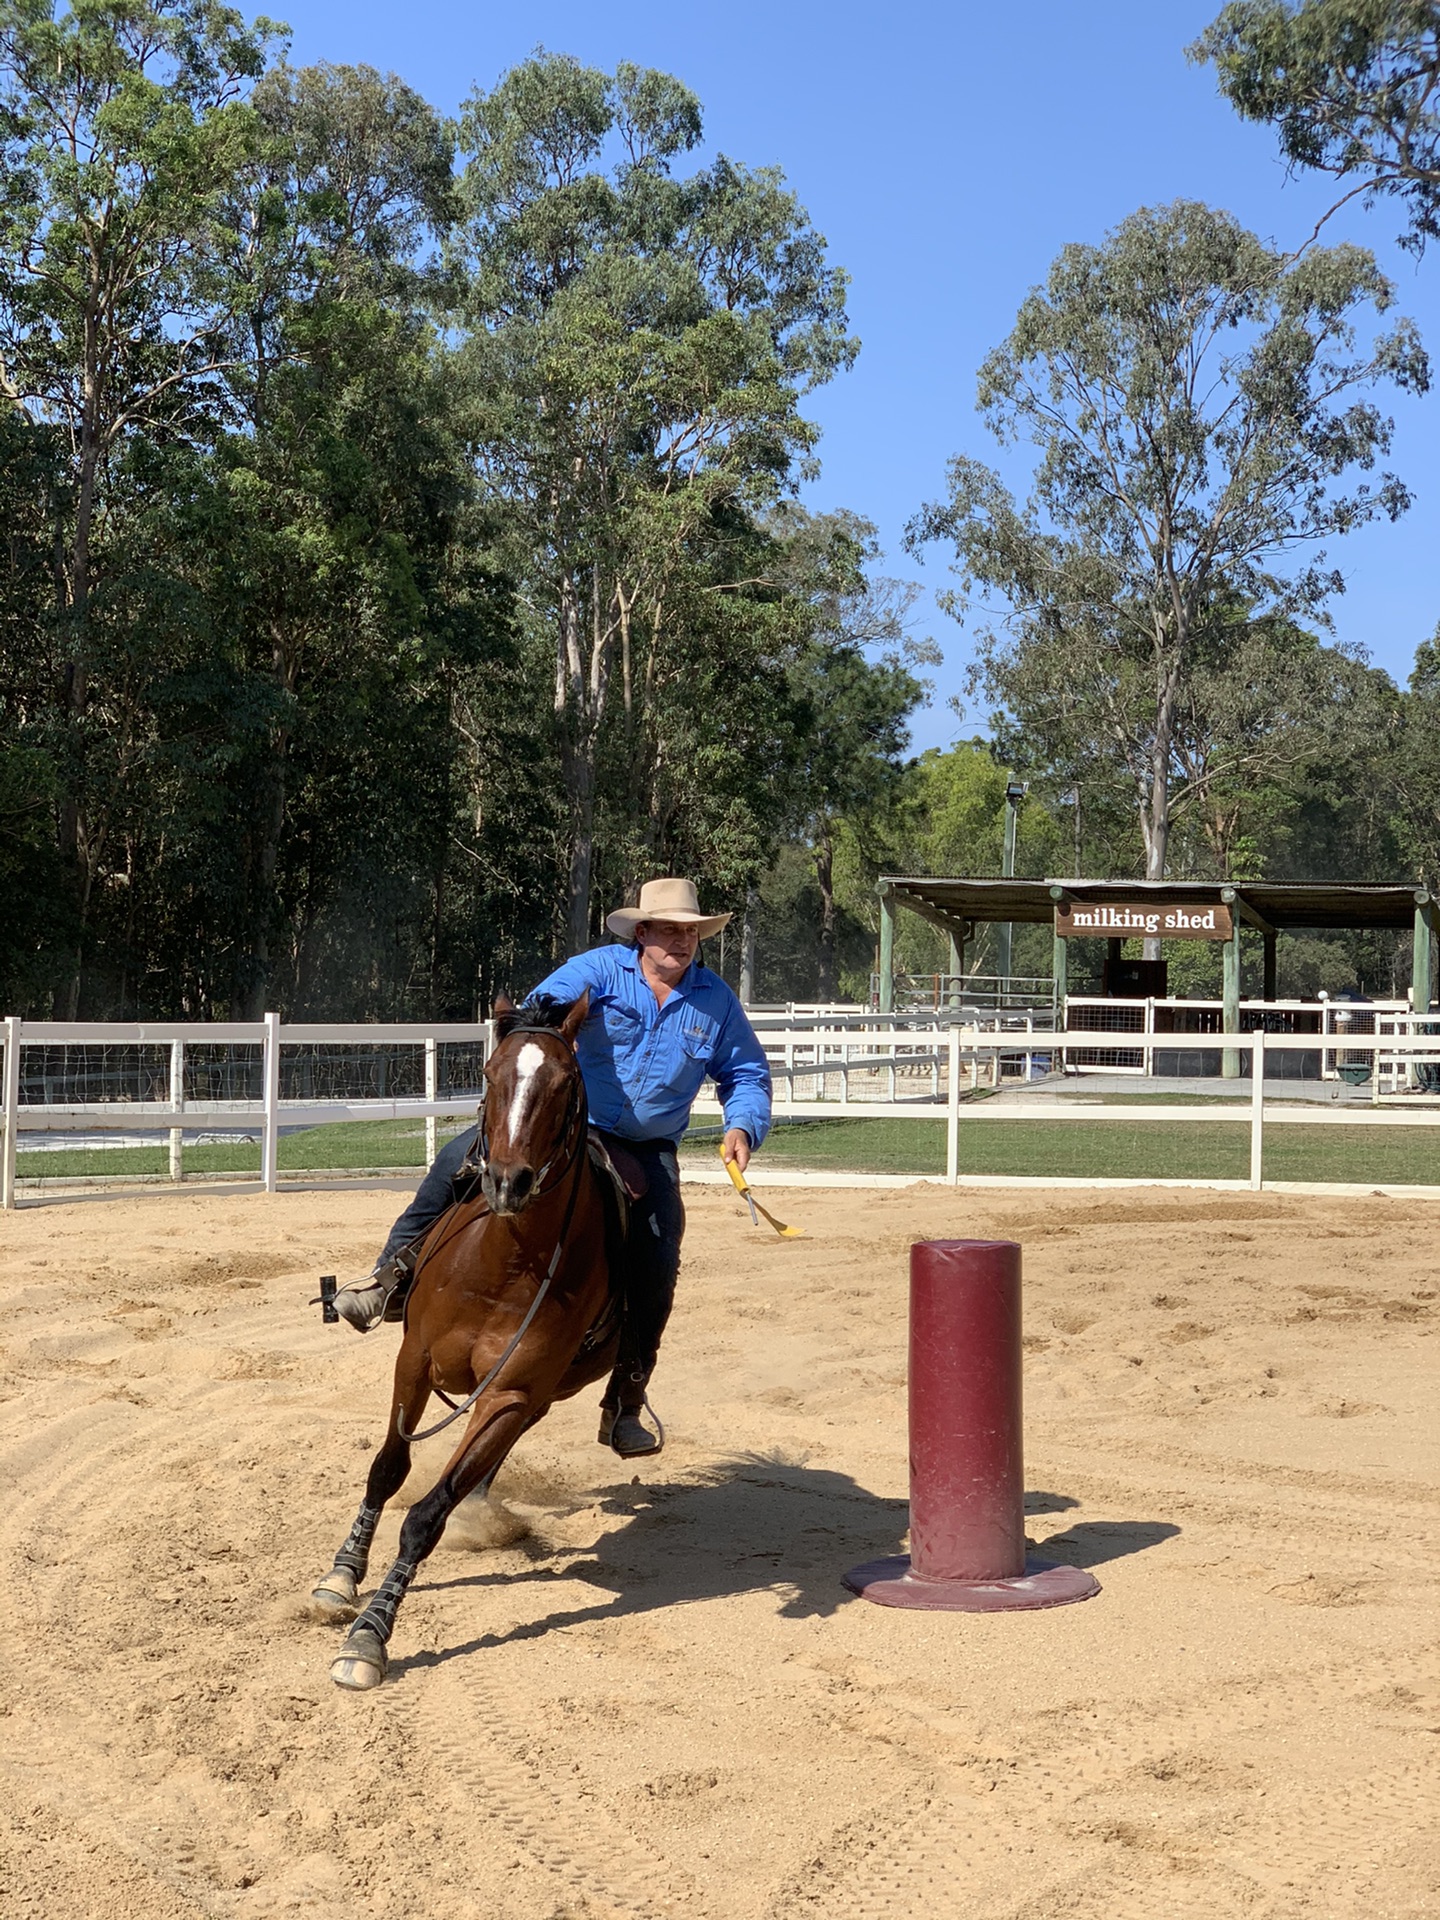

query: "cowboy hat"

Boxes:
[606, 877, 732, 942]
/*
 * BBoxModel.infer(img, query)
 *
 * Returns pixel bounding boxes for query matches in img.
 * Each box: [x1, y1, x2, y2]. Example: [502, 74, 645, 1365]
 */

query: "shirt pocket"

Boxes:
[678, 1013, 719, 1065]
[602, 1002, 644, 1050]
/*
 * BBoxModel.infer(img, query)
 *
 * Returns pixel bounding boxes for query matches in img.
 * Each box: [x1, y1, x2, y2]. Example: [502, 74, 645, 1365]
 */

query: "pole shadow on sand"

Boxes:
[387, 1455, 1179, 1679]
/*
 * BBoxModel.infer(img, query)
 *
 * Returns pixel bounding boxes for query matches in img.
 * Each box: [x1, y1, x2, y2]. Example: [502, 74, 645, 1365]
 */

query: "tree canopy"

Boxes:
[1195, 2, 1440, 251]
[907, 200, 1427, 889]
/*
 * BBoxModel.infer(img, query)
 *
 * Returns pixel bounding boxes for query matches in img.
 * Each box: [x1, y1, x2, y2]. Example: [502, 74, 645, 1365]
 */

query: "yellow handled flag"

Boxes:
[720, 1146, 803, 1238]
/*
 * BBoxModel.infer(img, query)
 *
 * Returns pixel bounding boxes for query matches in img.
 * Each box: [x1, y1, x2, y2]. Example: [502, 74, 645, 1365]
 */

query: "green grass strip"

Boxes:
[16, 1113, 1439, 1188]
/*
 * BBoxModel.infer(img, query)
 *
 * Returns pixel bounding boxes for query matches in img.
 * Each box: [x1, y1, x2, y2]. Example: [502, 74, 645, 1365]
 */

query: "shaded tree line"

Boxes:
[0, 5, 914, 1016]
[4, 0, 1439, 1018]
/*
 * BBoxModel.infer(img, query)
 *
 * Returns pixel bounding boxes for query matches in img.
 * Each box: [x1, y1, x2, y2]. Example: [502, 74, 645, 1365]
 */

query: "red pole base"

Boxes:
[844, 1552, 1100, 1613]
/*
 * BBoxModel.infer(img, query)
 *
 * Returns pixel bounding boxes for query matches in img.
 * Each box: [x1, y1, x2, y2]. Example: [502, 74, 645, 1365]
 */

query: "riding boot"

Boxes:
[598, 1355, 662, 1458]
[334, 1251, 414, 1333]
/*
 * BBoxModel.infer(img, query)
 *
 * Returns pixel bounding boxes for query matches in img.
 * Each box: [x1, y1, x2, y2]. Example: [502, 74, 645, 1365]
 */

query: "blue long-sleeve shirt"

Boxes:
[528, 943, 772, 1149]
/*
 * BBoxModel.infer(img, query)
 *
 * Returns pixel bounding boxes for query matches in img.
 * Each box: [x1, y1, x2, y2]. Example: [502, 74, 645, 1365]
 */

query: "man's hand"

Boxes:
[721, 1128, 751, 1176]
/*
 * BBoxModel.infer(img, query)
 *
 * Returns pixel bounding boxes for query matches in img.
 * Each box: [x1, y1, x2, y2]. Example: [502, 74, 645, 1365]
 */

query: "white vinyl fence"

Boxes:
[1, 1016, 491, 1207]
[3, 1017, 1439, 1204]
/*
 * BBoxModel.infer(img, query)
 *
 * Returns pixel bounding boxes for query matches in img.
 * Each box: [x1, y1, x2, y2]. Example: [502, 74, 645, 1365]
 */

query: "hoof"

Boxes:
[310, 1570, 359, 1619]
[331, 1626, 388, 1691]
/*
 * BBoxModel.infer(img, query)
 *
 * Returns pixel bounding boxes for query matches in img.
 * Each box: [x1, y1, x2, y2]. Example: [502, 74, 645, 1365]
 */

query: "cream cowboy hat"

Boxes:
[606, 877, 732, 942]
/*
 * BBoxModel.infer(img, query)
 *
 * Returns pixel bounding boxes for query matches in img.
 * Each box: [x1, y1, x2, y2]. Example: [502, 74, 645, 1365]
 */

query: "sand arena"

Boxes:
[0, 1180, 1435, 1919]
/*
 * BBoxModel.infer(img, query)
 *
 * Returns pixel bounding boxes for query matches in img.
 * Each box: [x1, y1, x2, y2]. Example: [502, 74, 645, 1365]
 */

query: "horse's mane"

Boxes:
[494, 995, 577, 1043]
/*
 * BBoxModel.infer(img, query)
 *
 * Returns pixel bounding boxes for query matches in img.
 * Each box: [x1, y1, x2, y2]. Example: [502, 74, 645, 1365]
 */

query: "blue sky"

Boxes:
[270, 0, 1440, 751]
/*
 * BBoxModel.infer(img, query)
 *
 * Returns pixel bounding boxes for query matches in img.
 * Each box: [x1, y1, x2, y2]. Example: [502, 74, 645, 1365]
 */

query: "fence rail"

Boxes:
[1, 1016, 492, 1207]
[1063, 993, 1435, 1091]
[4, 1017, 1439, 1204]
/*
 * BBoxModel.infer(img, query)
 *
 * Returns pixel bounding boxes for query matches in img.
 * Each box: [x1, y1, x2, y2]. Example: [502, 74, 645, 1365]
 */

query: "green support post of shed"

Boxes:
[878, 881, 896, 1015]
[1414, 891, 1436, 1016]
[947, 926, 964, 1012]
[1222, 888, 1242, 1079]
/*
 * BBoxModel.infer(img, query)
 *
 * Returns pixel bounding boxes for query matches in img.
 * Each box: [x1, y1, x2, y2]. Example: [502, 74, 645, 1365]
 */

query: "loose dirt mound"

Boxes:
[0, 1183, 1435, 1918]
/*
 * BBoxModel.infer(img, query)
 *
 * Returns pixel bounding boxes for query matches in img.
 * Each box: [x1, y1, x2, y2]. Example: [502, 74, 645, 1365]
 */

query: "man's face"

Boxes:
[636, 919, 700, 982]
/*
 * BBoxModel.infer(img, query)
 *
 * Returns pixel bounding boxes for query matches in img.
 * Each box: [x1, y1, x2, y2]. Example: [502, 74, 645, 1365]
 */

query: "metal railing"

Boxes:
[869, 972, 1057, 1016]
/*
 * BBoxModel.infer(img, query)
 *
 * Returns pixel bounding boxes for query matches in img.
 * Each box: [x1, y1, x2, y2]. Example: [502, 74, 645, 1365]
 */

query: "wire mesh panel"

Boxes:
[436, 1042, 488, 1100]
[21, 1045, 175, 1105]
[184, 1046, 263, 1103]
[279, 1044, 424, 1101]
[1065, 1001, 1145, 1070]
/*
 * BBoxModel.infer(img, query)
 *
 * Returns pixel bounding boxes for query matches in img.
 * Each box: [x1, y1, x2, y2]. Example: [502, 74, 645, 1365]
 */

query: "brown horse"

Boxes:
[310, 989, 623, 1690]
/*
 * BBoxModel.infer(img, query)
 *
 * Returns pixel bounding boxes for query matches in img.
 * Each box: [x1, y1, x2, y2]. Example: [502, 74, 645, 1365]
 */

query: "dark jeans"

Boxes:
[379, 1125, 684, 1378]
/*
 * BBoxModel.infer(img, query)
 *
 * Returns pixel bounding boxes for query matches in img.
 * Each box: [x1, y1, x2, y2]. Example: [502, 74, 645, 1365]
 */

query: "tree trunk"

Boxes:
[57, 422, 100, 1017]
[814, 828, 838, 1001]
[740, 887, 758, 1005]
[239, 741, 287, 1020]
[564, 754, 597, 954]
[1141, 649, 1180, 961]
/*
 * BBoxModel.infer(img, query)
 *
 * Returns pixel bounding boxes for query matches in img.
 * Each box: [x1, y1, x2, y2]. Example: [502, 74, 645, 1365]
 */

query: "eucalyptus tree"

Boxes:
[154, 56, 499, 1021]
[0, 0, 279, 1006]
[766, 507, 928, 997]
[1396, 632, 1440, 885]
[450, 52, 856, 952]
[1195, 2, 1440, 251]
[907, 200, 1427, 888]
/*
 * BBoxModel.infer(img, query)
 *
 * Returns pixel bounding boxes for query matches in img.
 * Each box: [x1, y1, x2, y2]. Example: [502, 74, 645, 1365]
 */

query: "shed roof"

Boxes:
[880, 877, 1431, 935]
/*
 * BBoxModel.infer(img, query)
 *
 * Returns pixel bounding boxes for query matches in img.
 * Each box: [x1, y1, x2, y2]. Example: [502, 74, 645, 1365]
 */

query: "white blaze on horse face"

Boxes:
[506, 1042, 547, 1144]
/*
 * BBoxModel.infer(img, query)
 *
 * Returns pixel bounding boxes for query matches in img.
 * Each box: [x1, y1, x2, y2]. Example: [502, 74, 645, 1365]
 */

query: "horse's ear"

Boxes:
[493, 991, 516, 1018]
[560, 989, 590, 1041]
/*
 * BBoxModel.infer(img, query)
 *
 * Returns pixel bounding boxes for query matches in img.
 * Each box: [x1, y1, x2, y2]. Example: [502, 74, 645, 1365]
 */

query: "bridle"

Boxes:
[469, 1020, 588, 1199]
[397, 1022, 590, 1445]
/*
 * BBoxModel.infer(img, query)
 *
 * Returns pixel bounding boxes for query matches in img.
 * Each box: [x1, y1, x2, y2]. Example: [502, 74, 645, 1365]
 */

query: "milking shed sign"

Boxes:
[1055, 899, 1233, 941]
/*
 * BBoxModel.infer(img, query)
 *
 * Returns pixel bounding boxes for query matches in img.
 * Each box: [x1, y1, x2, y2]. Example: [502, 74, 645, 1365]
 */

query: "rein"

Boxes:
[397, 1028, 590, 1446]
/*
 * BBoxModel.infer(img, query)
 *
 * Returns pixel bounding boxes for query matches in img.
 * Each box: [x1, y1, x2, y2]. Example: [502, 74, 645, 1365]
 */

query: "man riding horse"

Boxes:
[334, 876, 773, 1459]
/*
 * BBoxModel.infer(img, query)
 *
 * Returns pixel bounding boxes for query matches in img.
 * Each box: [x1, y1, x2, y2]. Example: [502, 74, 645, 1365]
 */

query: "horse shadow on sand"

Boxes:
[389, 1456, 1179, 1681]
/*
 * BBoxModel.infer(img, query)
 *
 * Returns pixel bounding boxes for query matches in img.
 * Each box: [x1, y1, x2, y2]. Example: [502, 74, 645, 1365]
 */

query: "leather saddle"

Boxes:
[586, 1128, 649, 1215]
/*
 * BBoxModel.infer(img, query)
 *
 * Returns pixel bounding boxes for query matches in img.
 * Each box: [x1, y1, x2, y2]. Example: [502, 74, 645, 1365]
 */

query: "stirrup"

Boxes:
[598, 1402, 664, 1459]
[333, 1268, 397, 1333]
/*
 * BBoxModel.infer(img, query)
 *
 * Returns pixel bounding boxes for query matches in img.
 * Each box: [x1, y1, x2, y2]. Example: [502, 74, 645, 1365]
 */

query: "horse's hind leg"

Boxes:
[310, 1340, 431, 1620]
[330, 1394, 543, 1691]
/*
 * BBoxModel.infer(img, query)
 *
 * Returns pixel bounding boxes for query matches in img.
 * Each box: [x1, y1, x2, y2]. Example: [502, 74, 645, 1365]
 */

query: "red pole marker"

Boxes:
[845, 1239, 1100, 1612]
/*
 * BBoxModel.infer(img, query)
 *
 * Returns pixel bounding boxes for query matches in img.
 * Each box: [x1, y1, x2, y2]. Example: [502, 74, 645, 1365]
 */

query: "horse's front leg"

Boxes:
[330, 1390, 543, 1691]
[310, 1338, 431, 1620]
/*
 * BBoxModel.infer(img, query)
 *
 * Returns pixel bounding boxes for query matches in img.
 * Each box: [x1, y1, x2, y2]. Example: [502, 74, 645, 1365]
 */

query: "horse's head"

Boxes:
[479, 990, 590, 1215]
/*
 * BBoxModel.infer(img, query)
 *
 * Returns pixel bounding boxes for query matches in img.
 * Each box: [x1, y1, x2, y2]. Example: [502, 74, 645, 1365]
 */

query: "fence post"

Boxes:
[1, 1017, 19, 1210]
[261, 1011, 281, 1194]
[169, 1038, 184, 1184]
[1249, 1027, 1265, 1190]
[947, 1024, 960, 1185]
[425, 1036, 438, 1166]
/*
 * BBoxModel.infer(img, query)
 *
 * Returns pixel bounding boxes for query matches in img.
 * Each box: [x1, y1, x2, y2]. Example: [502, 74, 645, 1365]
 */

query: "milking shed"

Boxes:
[874, 877, 1438, 1080]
